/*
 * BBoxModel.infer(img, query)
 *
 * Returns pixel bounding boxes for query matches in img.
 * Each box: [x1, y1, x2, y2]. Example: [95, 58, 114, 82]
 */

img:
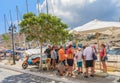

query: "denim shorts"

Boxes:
[77, 61, 82, 68]
[101, 56, 108, 62]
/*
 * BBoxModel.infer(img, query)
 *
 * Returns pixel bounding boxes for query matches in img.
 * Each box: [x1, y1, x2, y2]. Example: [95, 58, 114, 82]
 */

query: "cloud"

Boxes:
[37, 0, 120, 28]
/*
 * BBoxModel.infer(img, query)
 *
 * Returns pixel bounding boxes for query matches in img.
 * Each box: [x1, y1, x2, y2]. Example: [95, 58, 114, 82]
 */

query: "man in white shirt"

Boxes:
[83, 45, 94, 78]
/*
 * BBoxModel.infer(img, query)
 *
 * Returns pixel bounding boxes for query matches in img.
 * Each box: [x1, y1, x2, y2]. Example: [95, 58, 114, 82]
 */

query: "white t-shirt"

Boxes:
[83, 46, 93, 60]
[51, 50, 57, 59]
[75, 51, 82, 62]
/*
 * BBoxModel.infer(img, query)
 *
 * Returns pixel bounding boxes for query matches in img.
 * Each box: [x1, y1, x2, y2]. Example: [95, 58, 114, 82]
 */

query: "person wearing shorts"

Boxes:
[75, 48, 83, 74]
[44, 45, 52, 69]
[58, 46, 67, 76]
[85, 60, 93, 68]
[100, 44, 107, 73]
[67, 59, 74, 66]
[83, 45, 94, 78]
[51, 46, 57, 69]
[67, 45, 74, 76]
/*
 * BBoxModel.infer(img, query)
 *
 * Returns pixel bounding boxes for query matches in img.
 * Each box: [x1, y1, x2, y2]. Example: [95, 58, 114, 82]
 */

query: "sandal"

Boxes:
[68, 73, 71, 76]
[84, 76, 88, 78]
[71, 73, 73, 76]
[90, 74, 94, 77]
[80, 72, 83, 73]
[60, 74, 64, 76]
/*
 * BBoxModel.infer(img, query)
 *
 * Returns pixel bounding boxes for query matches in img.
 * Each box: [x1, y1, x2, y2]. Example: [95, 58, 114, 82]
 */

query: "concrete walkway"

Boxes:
[0, 64, 80, 83]
[0, 60, 118, 83]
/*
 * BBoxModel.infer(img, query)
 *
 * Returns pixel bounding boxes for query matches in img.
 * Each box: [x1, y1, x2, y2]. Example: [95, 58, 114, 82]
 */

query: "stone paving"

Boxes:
[0, 68, 64, 83]
[0, 60, 118, 83]
[0, 68, 22, 83]
[0, 67, 115, 83]
[0, 64, 79, 83]
[29, 67, 116, 83]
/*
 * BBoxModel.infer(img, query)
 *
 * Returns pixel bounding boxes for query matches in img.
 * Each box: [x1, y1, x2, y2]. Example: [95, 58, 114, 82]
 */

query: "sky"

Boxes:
[0, 0, 120, 34]
[0, 0, 44, 34]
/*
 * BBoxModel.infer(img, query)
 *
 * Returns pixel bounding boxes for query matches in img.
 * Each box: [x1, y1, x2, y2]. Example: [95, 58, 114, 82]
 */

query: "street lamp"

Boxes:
[9, 23, 16, 65]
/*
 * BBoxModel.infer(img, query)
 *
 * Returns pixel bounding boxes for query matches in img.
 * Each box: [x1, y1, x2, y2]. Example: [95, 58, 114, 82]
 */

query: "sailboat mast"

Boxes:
[37, 0, 40, 14]
[26, 0, 29, 13]
[9, 10, 13, 25]
[46, 0, 49, 14]
[16, 5, 21, 47]
[16, 6, 19, 24]
[4, 14, 7, 33]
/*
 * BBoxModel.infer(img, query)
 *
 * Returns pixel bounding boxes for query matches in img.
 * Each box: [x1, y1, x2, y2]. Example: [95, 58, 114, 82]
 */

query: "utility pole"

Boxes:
[9, 10, 16, 65]
[4, 14, 7, 33]
[26, 0, 29, 13]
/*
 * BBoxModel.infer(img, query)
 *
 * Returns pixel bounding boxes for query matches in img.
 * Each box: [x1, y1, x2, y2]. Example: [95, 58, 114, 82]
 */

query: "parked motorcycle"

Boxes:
[22, 55, 40, 69]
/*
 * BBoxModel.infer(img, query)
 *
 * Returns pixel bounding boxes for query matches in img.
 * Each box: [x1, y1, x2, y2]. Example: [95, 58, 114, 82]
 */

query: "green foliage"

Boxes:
[19, 12, 70, 45]
[2, 34, 10, 43]
[2, 34, 10, 48]
[19, 12, 70, 68]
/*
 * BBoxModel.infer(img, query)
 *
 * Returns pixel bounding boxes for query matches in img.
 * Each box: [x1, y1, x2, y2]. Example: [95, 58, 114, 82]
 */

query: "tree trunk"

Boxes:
[39, 43, 43, 70]
[96, 33, 101, 71]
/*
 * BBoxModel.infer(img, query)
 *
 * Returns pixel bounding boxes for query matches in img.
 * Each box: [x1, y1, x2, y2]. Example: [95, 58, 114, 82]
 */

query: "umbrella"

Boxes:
[71, 19, 120, 71]
[72, 19, 120, 35]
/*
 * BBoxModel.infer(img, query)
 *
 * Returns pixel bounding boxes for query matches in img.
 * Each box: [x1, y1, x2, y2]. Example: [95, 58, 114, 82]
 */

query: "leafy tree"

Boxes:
[19, 12, 70, 68]
[2, 34, 10, 48]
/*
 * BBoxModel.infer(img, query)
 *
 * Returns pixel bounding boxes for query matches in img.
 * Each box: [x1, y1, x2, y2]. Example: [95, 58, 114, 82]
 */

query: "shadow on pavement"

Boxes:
[1, 73, 60, 83]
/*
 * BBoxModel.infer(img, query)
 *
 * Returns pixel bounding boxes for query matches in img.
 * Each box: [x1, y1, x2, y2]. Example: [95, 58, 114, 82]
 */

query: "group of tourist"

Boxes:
[44, 43, 108, 78]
